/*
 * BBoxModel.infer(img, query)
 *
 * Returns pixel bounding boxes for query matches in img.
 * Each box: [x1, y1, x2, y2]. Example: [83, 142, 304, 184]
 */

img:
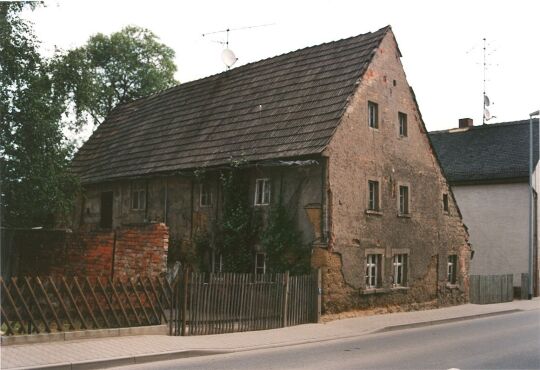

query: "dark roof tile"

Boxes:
[429, 119, 540, 183]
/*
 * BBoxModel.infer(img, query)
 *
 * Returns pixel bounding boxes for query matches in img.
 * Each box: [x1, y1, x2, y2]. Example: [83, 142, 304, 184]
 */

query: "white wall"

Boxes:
[453, 183, 529, 286]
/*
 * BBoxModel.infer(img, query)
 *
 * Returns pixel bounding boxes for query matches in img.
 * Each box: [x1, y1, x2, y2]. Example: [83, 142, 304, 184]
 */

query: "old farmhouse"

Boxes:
[72, 26, 470, 312]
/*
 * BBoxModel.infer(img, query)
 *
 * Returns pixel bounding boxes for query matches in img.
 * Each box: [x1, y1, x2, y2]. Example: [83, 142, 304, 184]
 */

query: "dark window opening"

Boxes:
[447, 255, 458, 284]
[368, 101, 379, 129]
[443, 193, 449, 212]
[399, 112, 408, 137]
[100, 191, 113, 229]
[368, 180, 380, 211]
[399, 185, 409, 215]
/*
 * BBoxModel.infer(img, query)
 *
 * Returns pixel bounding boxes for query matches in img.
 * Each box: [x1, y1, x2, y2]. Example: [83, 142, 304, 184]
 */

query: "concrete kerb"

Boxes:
[8, 308, 529, 370]
[1, 325, 168, 346]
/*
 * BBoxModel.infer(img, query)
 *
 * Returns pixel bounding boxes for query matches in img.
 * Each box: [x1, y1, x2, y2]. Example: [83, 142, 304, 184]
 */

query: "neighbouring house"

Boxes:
[72, 26, 470, 313]
[430, 118, 540, 297]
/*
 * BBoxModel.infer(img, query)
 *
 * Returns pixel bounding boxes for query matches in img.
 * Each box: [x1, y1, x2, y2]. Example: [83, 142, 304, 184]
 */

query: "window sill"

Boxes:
[390, 286, 410, 291]
[365, 210, 383, 216]
[397, 213, 411, 218]
[446, 283, 460, 290]
[361, 288, 389, 295]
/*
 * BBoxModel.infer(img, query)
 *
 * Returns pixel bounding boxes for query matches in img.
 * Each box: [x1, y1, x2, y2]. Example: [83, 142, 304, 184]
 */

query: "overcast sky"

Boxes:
[24, 0, 540, 132]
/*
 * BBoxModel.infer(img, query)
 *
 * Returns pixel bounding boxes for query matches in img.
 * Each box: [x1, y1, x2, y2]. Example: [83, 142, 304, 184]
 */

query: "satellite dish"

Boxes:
[221, 48, 238, 68]
[484, 94, 490, 107]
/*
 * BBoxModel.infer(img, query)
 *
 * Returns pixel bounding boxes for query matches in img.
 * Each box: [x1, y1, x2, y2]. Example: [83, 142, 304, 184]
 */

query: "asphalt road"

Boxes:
[115, 309, 540, 370]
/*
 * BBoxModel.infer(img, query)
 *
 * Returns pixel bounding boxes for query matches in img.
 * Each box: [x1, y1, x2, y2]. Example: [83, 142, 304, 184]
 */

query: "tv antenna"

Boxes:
[482, 38, 497, 124]
[202, 23, 275, 70]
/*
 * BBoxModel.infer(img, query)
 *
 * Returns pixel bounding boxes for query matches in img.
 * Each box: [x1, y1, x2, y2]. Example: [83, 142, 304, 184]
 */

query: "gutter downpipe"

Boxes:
[530, 110, 540, 300]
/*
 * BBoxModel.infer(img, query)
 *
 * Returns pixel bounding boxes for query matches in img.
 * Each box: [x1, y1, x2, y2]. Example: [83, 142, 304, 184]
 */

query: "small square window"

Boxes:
[131, 183, 146, 210]
[199, 182, 212, 207]
[254, 178, 271, 206]
[365, 254, 382, 288]
[443, 193, 449, 213]
[368, 180, 380, 211]
[399, 112, 408, 137]
[368, 101, 379, 129]
[399, 185, 409, 215]
[392, 254, 408, 287]
[447, 255, 458, 284]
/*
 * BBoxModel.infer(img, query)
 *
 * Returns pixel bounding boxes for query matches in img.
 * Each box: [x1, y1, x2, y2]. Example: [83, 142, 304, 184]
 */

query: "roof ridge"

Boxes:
[430, 118, 540, 134]
[118, 26, 391, 109]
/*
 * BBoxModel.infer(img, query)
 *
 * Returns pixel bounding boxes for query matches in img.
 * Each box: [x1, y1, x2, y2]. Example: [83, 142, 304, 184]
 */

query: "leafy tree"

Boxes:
[55, 26, 177, 127]
[0, 2, 79, 228]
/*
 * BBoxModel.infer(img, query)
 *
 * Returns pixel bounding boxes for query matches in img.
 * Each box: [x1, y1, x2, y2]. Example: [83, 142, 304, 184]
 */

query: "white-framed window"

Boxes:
[255, 253, 266, 274]
[131, 182, 146, 210]
[368, 180, 380, 211]
[368, 101, 379, 129]
[399, 112, 408, 137]
[392, 254, 408, 287]
[199, 182, 212, 207]
[447, 255, 457, 284]
[254, 178, 271, 206]
[365, 254, 382, 288]
[399, 185, 409, 215]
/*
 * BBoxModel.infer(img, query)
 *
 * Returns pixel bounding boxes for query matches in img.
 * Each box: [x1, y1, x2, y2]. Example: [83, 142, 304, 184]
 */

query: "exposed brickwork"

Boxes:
[10, 223, 168, 278]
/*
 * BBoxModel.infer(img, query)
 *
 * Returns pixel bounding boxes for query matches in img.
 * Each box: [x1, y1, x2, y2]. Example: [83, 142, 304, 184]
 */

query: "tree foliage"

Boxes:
[0, 2, 79, 228]
[55, 26, 177, 127]
[218, 166, 261, 273]
[261, 199, 309, 274]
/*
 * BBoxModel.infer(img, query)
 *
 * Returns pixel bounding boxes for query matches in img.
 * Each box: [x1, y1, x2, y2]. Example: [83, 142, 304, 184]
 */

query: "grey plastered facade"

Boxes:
[430, 120, 540, 295]
[73, 27, 470, 312]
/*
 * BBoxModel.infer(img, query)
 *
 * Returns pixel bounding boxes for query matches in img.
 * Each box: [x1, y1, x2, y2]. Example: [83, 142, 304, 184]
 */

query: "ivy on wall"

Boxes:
[190, 163, 310, 273]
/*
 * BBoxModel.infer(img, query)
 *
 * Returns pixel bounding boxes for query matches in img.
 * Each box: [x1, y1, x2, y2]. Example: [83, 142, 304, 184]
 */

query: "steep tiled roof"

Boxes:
[72, 26, 391, 184]
[429, 119, 540, 183]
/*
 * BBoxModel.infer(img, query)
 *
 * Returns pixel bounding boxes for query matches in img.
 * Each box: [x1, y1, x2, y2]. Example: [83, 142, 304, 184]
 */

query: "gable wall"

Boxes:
[315, 31, 470, 312]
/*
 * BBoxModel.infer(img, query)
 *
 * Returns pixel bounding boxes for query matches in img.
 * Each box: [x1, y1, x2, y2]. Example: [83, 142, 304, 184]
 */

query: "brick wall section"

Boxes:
[113, 223, 169, 278]
[11, 223, 168, 278]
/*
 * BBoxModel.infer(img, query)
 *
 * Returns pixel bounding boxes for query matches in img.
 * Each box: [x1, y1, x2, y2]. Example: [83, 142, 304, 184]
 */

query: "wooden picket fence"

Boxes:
[0, 276, 172, 335]
[170, 270, 321, 336]
[469, 274, 513, 304]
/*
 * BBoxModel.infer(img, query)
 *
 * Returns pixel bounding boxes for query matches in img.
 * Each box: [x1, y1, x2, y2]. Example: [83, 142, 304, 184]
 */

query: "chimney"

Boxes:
[459, 118, 474, 128]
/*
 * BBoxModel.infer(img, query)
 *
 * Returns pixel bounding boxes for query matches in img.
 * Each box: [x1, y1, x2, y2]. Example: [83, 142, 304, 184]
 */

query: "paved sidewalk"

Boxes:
[1, 299, 539, 370]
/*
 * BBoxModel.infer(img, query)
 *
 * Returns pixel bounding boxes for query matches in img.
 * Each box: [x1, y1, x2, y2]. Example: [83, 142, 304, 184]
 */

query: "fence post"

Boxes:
[282, 271, 289, 328]
[181, 268, 189, 336]
[316, 268, 322, 323]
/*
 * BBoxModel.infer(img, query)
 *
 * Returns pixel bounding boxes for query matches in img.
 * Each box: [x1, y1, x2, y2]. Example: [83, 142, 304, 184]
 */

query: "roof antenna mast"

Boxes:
[202, 23, 275, 71]
[482, 38, 496, 124]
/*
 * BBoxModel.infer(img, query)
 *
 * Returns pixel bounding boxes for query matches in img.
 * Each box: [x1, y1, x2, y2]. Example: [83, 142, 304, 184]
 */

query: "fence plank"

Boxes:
[23, 277, 51, 333]
[62, 278, 88, 330]
[1, 306, 15, 335]
[72, 278, 100, 329]
[119, 279, 142, 326]
[84, 277, 111, 329]
[11, 278, 40, 334]
[128, 278, 151, 326]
